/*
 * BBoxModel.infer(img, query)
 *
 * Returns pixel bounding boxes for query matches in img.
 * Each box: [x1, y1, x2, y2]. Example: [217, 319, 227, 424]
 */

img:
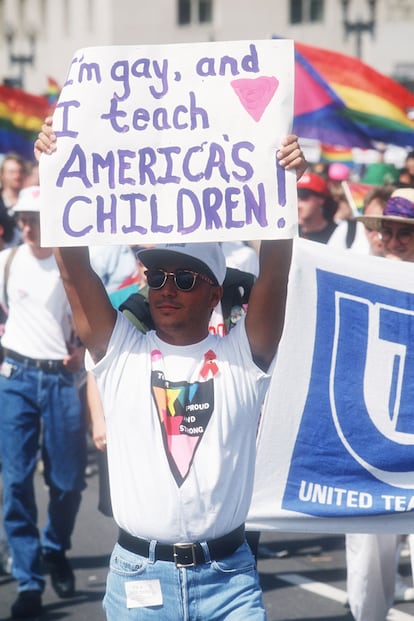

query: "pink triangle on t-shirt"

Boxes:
[169, 435, 199, 478]
[231, 76, 279, 122]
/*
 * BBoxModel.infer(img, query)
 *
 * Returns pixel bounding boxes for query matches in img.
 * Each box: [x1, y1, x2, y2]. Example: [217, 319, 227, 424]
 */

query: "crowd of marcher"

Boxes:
[1, 131, 414, 621]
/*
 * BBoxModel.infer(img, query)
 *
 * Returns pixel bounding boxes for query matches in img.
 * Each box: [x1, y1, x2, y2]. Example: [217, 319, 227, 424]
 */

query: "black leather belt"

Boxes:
[3, 349, 65, 373]
[118, 524, 245, 568]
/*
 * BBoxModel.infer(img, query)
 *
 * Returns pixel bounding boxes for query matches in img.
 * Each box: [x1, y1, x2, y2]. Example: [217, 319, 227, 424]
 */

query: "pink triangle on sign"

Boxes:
[231, 76, 279, 122]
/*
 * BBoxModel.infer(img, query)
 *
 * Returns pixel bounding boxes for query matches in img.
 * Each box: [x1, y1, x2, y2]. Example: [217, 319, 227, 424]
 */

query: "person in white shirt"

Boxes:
[35, 122, 307, 620]
[0, 186, 87, 619]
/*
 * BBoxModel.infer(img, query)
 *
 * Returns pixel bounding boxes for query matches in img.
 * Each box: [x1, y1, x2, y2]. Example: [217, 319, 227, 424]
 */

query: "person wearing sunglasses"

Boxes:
[35, 118, 307, 620]
[357, 188, 414, 263]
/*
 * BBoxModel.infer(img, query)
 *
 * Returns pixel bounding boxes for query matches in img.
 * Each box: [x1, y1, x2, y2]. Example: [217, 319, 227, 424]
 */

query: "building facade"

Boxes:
[0, 0, 413, 96]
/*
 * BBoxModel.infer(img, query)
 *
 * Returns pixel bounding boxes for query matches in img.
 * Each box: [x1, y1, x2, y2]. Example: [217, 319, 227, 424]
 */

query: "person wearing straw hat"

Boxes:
[356, 188, 414, 263]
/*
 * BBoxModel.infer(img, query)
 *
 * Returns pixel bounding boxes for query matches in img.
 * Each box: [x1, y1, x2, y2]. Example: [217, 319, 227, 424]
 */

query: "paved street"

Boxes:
[0, 449, 116, 621]
[1, 449, 414, 620]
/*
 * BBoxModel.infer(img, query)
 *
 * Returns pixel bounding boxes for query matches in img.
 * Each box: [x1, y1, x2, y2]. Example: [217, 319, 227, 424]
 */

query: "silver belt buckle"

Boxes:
[173, 543, 197, 568]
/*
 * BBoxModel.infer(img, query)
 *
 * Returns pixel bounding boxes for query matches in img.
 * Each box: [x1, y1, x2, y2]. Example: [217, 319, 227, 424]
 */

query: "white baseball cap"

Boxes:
[14, 186, 41, 212]
[138, 242, 227, 285]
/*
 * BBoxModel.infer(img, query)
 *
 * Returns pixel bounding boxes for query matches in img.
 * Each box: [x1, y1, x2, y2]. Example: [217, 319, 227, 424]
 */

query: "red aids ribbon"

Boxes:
[200, 350, 218, 379]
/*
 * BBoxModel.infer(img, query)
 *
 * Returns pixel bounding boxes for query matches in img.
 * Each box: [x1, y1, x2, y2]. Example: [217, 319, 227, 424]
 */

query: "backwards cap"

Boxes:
[138, 242, 227, 286]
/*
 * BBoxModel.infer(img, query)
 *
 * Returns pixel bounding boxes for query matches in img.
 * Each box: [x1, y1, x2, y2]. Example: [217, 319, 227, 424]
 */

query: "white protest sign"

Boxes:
[39, 39, 296, 247]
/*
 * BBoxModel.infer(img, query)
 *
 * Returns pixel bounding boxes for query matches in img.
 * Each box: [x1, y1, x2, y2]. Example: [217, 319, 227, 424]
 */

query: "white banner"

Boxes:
[248, 238, 414, 533]
[39, 40, 296, 247]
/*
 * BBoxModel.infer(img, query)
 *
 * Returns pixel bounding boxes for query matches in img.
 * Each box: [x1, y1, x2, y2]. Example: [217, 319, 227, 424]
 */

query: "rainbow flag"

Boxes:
[293, 41, 414, 149]
[320, 143, 354, 164]
[0, 85, 51, 161]
[45, 77, 61, 107]
[342, 181, 373, 213]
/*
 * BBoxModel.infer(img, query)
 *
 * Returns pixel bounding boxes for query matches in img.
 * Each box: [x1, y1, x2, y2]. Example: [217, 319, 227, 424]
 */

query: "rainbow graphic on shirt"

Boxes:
[151, 372, 215, 487]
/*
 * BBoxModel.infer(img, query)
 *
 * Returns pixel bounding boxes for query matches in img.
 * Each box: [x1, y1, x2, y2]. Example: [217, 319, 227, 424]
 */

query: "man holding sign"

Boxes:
[35, 39, 305, 620]
[36, 134, 305, 621]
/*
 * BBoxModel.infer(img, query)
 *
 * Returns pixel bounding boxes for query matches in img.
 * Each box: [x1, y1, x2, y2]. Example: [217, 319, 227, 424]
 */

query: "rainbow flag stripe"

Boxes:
[0, 85, 51, 160]
[320, 143, 354, 164]
[294, 41, 414, 149]
[45, 77, 61, 106]
[344, 181, 374, 213]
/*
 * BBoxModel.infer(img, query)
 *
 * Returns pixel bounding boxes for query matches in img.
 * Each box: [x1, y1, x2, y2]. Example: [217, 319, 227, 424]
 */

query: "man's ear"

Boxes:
[210, 285, 223, 309]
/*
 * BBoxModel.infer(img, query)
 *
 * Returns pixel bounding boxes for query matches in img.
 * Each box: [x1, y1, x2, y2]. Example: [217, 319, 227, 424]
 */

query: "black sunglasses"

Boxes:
[379, 227, 414, 245]
[145, 268, 215, 291]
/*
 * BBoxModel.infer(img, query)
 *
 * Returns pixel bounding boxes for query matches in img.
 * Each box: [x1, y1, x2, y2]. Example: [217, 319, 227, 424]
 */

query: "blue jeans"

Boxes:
[0, 357, 87, 592]
[103, 541, 266, 620]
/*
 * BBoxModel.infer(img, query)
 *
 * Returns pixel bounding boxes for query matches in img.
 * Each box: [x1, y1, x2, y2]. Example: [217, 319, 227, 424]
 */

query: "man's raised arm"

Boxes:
[35, 118, 117, 362]
[245, 135, 306, 370]
[54, 247, 117, 363]
[245, 238, 292, 370]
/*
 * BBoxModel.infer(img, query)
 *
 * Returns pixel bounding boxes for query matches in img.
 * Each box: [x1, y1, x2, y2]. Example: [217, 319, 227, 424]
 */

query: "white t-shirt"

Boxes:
[89, 245, 136, 293]
[221, 241, 259, 276]
[0, 245, 73, 359]
[87, 313, 271, 543]
[327, 220, 370, 254]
